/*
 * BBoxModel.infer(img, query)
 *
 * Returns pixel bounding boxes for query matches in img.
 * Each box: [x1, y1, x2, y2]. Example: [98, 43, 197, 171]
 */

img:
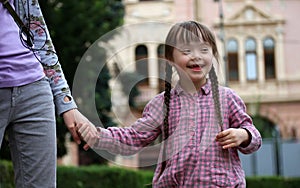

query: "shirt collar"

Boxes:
[173, 79, 212, 96]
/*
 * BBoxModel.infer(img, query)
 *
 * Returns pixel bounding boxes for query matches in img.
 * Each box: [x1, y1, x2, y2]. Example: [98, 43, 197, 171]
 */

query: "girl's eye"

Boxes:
[200, 48, 209, 53]
[180, 49, 191, 55]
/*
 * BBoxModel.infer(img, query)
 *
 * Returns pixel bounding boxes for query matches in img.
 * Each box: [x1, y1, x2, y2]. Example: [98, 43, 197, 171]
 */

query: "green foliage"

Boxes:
[57, 165, 149, 188]
[252, 115, 275, 138]
[38, 0, 124, 160]
[56, 117, 68, 157]
[40, 0, 124, 84]
[118, 72, 142, 108]
[0, 160, 14, 188]
[2, 160, 300, 188]
[0, 133, 11, 161]
[246, 176, 300, 188]
[96, 65, 116, 128]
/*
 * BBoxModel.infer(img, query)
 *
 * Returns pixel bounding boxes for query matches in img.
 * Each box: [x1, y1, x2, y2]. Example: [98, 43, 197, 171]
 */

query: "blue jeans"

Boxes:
[0, 78, 56, 188]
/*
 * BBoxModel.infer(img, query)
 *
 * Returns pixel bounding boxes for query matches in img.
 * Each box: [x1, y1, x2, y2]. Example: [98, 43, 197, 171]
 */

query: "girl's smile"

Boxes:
[187, 63, 203, 71]
[171, 42, 213, 91]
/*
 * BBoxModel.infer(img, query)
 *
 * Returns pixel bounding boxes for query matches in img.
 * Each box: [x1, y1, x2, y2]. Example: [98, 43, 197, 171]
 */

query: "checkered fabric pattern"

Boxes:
[96, 80, 262, 187]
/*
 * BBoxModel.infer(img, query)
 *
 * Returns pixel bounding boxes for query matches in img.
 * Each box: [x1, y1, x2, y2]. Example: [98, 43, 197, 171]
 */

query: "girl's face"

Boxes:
[171, 41, 213, 90]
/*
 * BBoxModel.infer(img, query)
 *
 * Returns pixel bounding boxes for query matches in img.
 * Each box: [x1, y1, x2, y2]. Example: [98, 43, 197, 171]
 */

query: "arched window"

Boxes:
[263, 37, 276, 79]
[135, 45, 148, 85]
[245, 38, 257, 81]
[227, 39, 239, 81]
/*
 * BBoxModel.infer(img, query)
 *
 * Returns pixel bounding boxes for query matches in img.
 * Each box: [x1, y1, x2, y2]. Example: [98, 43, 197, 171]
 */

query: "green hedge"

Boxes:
[246, 176, 300, 188]
[57, 165, 151, 188]
[1, 160, 300, 188]
[0, 160, 14, 188]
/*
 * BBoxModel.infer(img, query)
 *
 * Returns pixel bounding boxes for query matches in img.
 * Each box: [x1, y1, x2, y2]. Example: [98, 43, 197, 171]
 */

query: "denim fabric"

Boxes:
[0, 78, 56, 188]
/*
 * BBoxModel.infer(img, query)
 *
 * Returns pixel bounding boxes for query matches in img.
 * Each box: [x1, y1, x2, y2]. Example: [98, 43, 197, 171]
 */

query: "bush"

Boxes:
[246, 176, 300, 188]
[57, 165, 148, 188]
[1, 160, 300, 188]
[0, 160, 14, 188]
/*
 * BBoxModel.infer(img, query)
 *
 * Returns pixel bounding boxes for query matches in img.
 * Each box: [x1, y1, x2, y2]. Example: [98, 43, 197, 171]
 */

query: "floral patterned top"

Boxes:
[13, 0, 77, 115]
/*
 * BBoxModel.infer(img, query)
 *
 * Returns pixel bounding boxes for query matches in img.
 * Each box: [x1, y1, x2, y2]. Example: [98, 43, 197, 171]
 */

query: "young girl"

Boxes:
[77, 21, 262, 187]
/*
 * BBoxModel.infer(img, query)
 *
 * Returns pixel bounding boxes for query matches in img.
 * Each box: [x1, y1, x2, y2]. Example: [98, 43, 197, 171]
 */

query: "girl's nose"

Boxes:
[189, 51, 202, 60]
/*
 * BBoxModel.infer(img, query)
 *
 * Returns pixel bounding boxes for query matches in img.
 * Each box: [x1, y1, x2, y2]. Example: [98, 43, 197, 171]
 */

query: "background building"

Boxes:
[61, 0, 300, 176]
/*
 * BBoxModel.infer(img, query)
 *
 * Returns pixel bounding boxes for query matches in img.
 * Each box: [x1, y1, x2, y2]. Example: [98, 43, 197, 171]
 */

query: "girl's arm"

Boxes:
[78, 95, 164, 156]
[225, 89, 262, 154]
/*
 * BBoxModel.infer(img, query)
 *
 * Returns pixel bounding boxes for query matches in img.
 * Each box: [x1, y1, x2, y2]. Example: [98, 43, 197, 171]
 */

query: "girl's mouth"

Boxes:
[187, 64, 202, 71]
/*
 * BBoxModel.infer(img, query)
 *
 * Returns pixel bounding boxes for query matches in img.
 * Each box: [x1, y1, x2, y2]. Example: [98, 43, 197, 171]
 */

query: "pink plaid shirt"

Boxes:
[96, 80, 262, 187]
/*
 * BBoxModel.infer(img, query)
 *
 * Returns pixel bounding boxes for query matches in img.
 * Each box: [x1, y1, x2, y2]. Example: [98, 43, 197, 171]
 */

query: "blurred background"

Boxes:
[1, 0, 300, 186]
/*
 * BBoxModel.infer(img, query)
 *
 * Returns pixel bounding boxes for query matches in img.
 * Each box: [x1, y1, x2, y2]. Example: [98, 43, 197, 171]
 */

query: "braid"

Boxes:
[158, 61, 172, 176]
[163, 62, 172, 139]
[209, 65, 224, 131]
[210, 65, 232, 168]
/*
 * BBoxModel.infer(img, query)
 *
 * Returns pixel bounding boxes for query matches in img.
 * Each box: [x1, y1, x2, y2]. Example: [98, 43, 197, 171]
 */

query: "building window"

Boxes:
[227, 39, 239, 81]
[135, 45, 148, 85]
[245, 38, 257, 81]
[263, 37, 276, 79]
[245, 9, 254, 20]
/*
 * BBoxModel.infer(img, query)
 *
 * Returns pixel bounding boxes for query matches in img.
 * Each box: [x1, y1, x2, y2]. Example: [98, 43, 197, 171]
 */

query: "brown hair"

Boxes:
[164, 21, 219, 62]
[160, 21, 223, 171]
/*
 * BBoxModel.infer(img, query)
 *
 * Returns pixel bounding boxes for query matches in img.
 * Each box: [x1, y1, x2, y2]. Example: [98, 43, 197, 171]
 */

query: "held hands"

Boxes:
[76, 120, 99, 151]
[62, 109, 82, 144]
[62, 108, 92, 150]
[215, 128, 251, 149]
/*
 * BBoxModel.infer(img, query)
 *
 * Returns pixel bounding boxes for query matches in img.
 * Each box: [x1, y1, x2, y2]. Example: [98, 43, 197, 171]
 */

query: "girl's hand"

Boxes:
[215, 128, 251, 149]
[76, 121, 99, 150]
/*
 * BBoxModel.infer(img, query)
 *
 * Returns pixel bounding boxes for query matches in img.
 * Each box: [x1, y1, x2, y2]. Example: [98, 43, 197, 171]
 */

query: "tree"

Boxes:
[39, 0, 124, 164]
[0, 0, 124, 163]
[40, 0, 124, 85]
[118, 72, 142, 108]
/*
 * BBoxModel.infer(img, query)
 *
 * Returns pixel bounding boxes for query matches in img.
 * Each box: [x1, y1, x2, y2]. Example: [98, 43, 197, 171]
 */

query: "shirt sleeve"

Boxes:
[18, 0, 77, 115]
[226, 89, 262, 154]
[94, 94, 164, 156]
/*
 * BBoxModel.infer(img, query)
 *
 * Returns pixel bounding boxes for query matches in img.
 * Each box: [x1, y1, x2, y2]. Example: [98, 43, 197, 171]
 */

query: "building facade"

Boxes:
[98, 0, 300, 169]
